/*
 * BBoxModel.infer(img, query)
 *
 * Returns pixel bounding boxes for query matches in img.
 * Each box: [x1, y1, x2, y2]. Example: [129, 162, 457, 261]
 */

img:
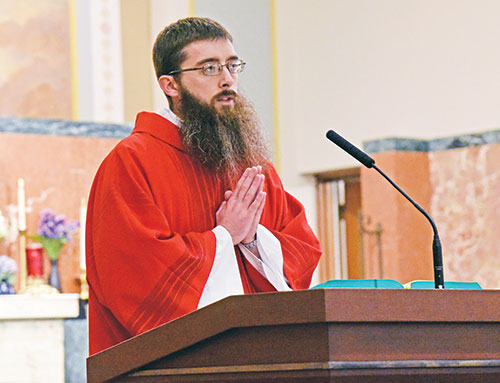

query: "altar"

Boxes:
[0, 294, 84, 383]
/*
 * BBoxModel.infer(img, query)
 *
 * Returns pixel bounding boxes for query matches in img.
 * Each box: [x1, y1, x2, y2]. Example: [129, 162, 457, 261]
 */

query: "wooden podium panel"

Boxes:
[87, 289, 500, 383]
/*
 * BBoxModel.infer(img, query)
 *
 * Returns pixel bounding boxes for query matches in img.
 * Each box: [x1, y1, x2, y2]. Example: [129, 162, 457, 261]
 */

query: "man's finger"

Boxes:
[232, 167, 251, 198]
[256, 191, 266, 219]
[216, 200, 227, 215]
[242, 173, 264, 206]
[248, 190, 266, 215]
[242, 191, 266, 244]
[233, 167, 258, 200]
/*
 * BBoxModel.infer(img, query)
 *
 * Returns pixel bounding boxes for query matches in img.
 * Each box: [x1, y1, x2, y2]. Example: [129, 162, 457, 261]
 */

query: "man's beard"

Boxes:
[177, 86, 270, 183]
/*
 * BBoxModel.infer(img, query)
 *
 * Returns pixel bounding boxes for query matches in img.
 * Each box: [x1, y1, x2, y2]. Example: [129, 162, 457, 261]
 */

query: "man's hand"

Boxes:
[216, 166, 266, 245]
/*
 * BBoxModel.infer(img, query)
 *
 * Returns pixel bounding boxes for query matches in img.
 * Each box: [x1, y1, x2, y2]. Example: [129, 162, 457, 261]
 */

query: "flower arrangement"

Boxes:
[35, 209, 79, 260]
[0, 255, 17, 288]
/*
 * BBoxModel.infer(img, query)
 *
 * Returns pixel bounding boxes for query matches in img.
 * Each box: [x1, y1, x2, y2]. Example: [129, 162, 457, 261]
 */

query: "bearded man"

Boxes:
[86, 17, 322, 355]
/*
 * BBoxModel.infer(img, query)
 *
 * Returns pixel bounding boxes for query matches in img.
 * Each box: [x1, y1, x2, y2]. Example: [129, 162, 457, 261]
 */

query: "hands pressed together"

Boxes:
[216, 166, 266, 245]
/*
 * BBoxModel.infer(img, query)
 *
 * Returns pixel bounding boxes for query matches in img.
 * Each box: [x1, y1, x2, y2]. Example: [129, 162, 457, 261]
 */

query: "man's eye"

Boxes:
[203, 64, 219, 73]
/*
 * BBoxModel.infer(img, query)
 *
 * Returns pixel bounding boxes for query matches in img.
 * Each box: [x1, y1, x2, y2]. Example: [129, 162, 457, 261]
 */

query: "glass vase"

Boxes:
[40, 237, 64, 261]
[48, 259, 61, 292]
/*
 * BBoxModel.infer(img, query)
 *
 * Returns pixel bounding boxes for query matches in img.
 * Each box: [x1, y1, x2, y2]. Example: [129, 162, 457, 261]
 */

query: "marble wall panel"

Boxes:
[360, 151, 433, 284]
[0, 129, 123, 292]
[429, 144, 500, 288]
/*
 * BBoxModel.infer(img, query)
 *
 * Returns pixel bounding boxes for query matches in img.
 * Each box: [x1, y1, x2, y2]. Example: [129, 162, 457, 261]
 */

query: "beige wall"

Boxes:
[275, 0, 500, 186]
[274, 1, 500, 271]
[120, 0, 154, 122]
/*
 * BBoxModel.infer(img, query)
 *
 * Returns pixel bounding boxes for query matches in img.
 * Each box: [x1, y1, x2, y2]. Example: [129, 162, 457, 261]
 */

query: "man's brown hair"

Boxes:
[153, 17, 233, 99]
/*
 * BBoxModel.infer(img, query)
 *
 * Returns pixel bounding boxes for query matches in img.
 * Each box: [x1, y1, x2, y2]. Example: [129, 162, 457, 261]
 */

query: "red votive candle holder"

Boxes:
[27, 243, 44, 277]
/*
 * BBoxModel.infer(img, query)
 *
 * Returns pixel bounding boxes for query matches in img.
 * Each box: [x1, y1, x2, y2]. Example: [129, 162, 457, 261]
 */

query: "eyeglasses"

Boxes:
[168, 59, 246, 76]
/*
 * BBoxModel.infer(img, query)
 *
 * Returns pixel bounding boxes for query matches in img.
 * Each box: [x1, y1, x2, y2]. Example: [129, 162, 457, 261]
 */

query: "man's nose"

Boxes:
[218, 66, 235, 88]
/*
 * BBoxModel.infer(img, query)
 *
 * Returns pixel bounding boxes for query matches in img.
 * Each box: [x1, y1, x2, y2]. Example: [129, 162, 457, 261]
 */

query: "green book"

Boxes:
[404, 280, 482, 289]
[311, 279, 404, 289]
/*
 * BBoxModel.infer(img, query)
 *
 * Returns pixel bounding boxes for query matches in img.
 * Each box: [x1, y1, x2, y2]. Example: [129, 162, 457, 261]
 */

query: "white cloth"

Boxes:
[157, 106, 181, 126]
[197, 226, 244, 308]
[238, 225, 291, 291]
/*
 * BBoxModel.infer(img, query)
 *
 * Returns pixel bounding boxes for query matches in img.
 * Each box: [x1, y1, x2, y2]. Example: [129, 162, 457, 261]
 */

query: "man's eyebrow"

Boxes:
[195, 55, 239, 66]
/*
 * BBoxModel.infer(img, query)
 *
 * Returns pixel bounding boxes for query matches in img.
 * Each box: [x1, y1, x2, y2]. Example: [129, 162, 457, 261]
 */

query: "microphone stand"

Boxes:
[326, 129, 444, 289]
[373, 165, 444, 289]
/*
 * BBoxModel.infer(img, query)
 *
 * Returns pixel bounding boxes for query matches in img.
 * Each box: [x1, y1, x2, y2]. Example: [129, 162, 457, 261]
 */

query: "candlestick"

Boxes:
[80, 198, 87, 271]
[17, 178, 26, 231]
[80, 270, 88, 300]
[17, 178, 27, 293]
[18, 231, 27, 293]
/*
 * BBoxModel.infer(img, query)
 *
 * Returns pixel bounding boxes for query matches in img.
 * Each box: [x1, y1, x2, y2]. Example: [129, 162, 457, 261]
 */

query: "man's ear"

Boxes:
[158, 75, 180, 98]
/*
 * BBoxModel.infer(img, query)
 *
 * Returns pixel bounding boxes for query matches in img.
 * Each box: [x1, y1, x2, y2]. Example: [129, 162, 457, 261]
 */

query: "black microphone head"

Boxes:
[326, 130, 375, 168]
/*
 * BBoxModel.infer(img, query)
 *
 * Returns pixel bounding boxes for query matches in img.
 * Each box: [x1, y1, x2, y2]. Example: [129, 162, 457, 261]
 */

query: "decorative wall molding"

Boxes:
[0, 116, 131, 138]
[364, 129, 500, 154]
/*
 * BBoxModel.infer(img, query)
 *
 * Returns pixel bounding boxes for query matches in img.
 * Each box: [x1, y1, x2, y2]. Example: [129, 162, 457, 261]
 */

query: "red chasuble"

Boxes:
[86, 112, 322, 355]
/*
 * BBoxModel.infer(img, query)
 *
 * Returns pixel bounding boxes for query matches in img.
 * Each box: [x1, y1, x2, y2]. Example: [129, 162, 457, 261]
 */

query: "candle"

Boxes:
[80, 198, 87, 270]
[26, 243, 44, 277]
[17, 178, 26, 231]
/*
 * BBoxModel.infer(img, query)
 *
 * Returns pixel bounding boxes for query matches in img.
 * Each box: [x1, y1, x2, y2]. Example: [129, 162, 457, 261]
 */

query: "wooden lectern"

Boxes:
[87, 289, 500, 382]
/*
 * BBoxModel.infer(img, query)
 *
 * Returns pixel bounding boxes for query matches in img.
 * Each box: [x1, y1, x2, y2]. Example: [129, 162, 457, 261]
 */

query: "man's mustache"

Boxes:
[214, 90, 238, 100]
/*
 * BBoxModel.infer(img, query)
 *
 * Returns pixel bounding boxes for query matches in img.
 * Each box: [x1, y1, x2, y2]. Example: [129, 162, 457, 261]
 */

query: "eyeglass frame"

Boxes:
[167, 59, 246, 76]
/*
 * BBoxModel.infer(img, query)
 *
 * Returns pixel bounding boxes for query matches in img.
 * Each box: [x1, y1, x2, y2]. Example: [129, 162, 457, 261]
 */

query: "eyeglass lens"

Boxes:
[202, 60, 245, 76]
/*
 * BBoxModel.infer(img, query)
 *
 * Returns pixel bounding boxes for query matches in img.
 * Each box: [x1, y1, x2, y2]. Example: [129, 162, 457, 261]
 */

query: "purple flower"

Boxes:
[37, 209, 80, 241]
[0, 255, 17, 278]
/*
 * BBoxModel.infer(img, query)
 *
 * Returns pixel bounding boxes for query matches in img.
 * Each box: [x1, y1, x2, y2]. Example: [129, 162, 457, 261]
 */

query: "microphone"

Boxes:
[326, 130, 444, 289]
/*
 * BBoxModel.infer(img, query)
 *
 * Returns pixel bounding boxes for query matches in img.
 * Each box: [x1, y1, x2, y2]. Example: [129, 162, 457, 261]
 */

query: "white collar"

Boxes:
[156, 106, 181, 127]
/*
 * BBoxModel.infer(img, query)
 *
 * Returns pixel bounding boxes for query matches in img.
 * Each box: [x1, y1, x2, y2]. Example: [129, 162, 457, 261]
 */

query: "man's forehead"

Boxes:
[181, 38, 237, 64]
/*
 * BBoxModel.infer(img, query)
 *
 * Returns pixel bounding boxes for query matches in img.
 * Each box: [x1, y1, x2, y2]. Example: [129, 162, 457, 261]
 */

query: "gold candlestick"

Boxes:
[80, 269, 88, 300]
[18, 230, 27, 293]
[17, 178, 27, 293]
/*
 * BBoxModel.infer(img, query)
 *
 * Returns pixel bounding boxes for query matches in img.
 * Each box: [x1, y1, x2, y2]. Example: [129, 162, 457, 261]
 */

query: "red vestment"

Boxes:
[86, 112, 322, 355]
